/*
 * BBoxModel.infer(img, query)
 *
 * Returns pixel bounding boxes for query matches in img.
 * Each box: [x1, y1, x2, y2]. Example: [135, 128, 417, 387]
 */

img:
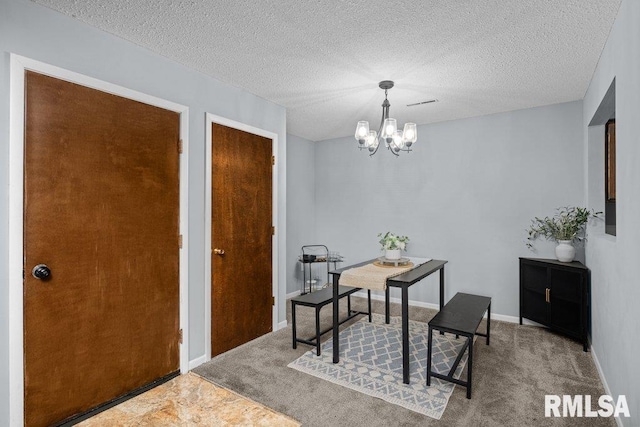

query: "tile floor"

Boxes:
[77, 372, 300, 426]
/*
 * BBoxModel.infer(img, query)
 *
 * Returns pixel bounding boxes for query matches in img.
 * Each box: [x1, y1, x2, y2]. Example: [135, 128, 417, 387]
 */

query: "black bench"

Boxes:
[292, 286, 371, 356]
[426, 292, 491, 399]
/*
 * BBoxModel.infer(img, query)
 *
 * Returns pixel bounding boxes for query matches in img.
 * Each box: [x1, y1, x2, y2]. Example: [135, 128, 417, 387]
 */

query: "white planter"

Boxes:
[555, 240, 576, 262]
[385, 249, 402, 260]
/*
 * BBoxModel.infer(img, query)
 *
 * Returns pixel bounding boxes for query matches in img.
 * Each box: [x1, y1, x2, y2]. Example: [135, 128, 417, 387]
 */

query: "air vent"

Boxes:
[406, 99, 438, 107]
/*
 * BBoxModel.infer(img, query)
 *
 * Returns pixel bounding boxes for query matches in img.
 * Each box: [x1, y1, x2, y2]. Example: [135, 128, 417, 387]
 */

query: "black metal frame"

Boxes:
[426, 299, 491, 399]
[292, 287, 371, 356]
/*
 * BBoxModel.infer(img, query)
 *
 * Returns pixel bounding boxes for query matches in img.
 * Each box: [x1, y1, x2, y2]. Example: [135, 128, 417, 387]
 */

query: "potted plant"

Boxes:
[526, 207, 601, 262]
[378, 232, 409, 260]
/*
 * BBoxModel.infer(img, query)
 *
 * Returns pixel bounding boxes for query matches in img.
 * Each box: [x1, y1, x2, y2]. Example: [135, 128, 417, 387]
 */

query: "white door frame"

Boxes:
[8, 54, 190, 426]
[204, 113, 279, 361]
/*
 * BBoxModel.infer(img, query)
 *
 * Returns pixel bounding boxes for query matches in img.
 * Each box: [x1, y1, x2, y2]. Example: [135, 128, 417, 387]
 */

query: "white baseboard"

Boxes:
[189, 319, 287, 370]
[188, 354, 208, 370]
[286, 290, 301, 299]
[351, 291, 540, 326]
[591, 346, 623, 427]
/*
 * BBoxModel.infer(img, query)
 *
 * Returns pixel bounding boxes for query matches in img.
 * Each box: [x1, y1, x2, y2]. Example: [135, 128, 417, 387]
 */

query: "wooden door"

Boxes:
[23, 71, 181, 427]
[211, 124, 273, 357]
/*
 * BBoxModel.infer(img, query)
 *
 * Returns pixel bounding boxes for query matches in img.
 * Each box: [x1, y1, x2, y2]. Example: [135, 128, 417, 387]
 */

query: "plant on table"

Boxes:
[378, 232, 409, 260]
[525, 206, 601, 262]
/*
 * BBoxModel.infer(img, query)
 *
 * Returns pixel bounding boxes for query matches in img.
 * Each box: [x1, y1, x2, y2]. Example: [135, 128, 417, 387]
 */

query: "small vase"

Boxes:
[555, 240, 575, 262]
[385, 249, 401, 260]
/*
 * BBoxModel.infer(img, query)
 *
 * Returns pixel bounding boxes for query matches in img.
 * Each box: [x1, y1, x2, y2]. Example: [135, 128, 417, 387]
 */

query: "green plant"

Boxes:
[526, 207, 601, 248]
[378, 232, 409, 251]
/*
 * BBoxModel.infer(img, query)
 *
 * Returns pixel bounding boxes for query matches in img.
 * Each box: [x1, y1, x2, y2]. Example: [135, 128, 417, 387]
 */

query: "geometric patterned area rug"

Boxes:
[288, 313, 470, 419]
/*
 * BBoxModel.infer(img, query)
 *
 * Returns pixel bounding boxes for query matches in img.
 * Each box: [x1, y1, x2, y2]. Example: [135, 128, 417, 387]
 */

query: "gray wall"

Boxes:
[314, 101, 584, 316]
[0, 1, 286, 424]
[287, 134, 322, 293]
[584, 0, 640, 422]
[286, 134, 316, 295]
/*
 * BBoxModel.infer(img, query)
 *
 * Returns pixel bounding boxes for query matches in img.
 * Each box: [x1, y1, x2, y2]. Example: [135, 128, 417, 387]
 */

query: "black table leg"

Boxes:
[487, 302, 491, 345]
[315, 306, 321, 356]
[332, 273, 339, 364]
[368, 290, 372, 322]
[439, 266, 445, 310]
[402, 286, 410, 384]
[467, 336, 473, 399]
[385, 287, 390, 324]
[292, 301, 297, 349]
[426, 326, 433, 386]
[439, 266, 445, 335]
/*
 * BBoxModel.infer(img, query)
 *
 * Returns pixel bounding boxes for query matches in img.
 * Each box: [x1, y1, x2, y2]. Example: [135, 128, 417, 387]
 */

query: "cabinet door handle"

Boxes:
[545, 288, 550, 303]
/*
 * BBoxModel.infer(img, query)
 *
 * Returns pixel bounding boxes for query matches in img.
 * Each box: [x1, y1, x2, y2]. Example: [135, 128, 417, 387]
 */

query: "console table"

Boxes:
[330, 259, 448, 384]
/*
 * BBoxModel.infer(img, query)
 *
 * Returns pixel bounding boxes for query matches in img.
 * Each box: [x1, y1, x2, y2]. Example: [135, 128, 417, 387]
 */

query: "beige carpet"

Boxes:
[194, 296, 615, 427]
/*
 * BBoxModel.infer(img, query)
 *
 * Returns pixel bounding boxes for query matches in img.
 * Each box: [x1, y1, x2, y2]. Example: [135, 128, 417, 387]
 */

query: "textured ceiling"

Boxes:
[33, 0, 621, 141]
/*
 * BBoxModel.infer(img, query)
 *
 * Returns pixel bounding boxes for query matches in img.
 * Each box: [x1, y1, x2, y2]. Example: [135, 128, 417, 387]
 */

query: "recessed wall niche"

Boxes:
[588, 78, 616, 236]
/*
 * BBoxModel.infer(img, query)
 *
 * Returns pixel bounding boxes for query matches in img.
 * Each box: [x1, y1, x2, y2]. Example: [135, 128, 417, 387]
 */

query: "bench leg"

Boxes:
[348, 294, 352, 316]
[486, 302, 491, 346]
[316, 306, 321, 356]
[467, 336, 473, 399]
[426, 326, 433, 386]
[292, 302, 297, 349]
[385, 287, 390, 324]
[368, 290, 372, 322]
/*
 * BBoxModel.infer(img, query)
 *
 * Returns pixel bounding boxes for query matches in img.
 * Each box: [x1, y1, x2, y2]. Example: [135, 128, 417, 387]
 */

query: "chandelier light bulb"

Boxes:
[382, 118, 397, 141]
[355, 121, 370, 145]
[365, 130, 378, 148]
[368, 131, 379, 153]
[391, 130, 405, 152]
[402, 123, 417, 147]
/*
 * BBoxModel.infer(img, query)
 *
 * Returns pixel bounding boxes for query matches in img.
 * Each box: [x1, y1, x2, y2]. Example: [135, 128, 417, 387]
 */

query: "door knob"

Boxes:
[213, 248, 225, 255]
[32, 264, 51, 280]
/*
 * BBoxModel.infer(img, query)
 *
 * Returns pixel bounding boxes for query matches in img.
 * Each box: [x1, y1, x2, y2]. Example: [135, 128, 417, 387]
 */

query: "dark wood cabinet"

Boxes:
[519, 258, 590, 351]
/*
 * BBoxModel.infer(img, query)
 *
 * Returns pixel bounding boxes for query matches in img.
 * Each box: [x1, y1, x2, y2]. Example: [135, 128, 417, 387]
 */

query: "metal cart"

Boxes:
[299, 245, 343, 294]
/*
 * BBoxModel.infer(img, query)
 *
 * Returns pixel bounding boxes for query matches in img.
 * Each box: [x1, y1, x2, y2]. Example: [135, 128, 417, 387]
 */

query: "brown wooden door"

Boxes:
[211, 124, 273, 357]
[23, 71, 181, 427]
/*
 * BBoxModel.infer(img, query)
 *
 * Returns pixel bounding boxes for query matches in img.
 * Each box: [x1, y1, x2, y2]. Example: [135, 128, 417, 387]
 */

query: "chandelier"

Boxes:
[354, 80, 417, 156]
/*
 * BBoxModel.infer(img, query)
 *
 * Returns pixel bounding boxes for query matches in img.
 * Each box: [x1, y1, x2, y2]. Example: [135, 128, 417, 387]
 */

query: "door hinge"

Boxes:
[178, 139, 183, 154]
[272, 296, 275, 306]
[178, 329, 183, 344]
[272, 155, 275, 166]
[179, 234, 183, 248]
[272, 226, 275, 236]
